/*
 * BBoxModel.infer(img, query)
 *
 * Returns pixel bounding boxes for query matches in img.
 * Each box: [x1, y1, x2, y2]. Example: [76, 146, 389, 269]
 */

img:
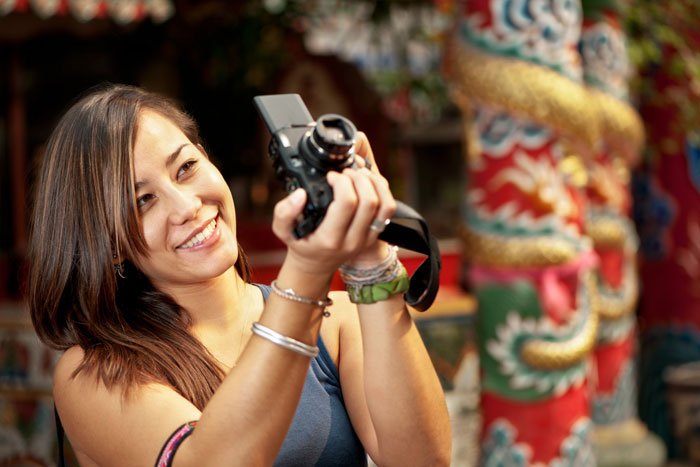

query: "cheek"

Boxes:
[204, 167, 228, 192]
[204, 169, 236, 214]
[139, 214, 162, 252]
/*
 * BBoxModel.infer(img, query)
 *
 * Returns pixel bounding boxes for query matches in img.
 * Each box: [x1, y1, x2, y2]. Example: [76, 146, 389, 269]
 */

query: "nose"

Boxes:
[166, 185, 202, 225]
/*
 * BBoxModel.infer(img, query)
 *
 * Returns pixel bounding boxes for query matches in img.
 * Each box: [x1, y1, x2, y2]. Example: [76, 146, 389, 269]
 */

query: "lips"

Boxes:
[177, 217, 217, 249]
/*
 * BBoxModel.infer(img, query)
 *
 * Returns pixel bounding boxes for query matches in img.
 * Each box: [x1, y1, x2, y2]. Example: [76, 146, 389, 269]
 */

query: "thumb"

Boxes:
[271, 188, 306, 240]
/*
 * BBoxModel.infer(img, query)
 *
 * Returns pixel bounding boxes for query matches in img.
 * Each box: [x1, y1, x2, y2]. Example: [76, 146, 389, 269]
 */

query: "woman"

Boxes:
[27, 84, 451, 466]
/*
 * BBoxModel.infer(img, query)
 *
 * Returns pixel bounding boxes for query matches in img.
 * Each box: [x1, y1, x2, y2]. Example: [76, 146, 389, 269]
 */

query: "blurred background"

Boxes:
[0, 0, 699, 466]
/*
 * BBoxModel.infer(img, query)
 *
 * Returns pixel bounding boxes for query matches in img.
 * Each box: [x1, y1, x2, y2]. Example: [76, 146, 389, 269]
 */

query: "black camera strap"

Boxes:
[379, 201, 441, 311]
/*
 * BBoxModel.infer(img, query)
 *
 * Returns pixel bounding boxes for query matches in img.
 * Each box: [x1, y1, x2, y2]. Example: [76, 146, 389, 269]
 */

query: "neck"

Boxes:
[158, 267, 252, 329]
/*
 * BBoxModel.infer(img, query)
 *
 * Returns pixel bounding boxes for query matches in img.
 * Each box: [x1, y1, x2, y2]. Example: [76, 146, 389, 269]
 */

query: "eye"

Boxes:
[137, 193, 155, 209]
[177, 159, 198, 179]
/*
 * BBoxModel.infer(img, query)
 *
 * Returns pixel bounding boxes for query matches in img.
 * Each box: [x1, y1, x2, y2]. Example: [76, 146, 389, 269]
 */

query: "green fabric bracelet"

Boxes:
[347, 266, 410, 304]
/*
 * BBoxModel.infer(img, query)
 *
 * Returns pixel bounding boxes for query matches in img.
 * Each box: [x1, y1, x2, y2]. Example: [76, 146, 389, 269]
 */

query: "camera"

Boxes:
[254, 93, 441, 311]
[253, 94, 358, 238]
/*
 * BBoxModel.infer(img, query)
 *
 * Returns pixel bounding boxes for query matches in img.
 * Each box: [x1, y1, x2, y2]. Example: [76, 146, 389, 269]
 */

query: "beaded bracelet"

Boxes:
[251, 322, 319, 358]
[271, 280, 333, 317]
[346, 264, 410, 304]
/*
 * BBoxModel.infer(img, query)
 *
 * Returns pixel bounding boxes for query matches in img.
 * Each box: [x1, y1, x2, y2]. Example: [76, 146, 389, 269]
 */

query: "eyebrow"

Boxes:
[134, 143, 190, 191]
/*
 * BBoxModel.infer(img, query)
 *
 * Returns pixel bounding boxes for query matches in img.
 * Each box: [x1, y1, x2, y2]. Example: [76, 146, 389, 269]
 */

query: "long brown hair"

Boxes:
[28, 83, 251, 409]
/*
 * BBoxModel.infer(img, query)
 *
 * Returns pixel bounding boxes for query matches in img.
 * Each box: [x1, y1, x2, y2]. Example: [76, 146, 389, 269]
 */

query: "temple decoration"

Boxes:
[0, 0, 174, 24]
[579, 4, 664, 465]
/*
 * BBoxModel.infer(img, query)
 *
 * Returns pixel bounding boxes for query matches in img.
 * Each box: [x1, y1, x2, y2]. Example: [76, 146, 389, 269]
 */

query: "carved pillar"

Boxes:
[444, 1, 600, 463]
[578, 5, 664, 465]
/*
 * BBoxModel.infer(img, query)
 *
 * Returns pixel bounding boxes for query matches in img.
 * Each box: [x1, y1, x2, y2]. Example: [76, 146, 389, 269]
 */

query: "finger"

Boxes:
[312, 171, 357, 246]
[353, 155, 371, 171]
[341, 168, 380, 246]
[367, 170, 397, 232]
[354, 132, 378, 173]
[271, 188, 307, 243]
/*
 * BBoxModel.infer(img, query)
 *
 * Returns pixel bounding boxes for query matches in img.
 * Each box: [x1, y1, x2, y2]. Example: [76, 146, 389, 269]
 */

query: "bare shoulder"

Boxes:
[53, 346, 201, 467]
[53, 345, 83, 389]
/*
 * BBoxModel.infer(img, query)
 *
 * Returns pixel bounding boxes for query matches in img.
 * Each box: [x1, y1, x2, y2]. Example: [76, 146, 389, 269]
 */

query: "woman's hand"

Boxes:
[271, 132, 396, 275]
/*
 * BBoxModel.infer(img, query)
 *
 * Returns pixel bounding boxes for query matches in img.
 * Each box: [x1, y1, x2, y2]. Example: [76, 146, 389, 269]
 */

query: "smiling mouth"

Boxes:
[178, 218, 217, 249]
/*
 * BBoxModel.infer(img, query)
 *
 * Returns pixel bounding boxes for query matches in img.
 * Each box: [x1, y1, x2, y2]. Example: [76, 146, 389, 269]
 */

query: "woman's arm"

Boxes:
[333, 134, 452, 466]
[179, 259, 334, 466]
[334, 274, 452, 467]
[54, 263, 334, 467]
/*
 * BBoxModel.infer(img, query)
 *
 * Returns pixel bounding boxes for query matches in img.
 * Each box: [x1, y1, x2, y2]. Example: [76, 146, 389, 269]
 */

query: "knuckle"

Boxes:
[336, 191, 358, 210]
[361, 195, 379, 211]
[325, 238, 342, 251]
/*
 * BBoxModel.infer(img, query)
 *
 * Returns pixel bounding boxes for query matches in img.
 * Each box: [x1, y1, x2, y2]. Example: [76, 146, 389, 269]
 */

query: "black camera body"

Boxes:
[254, 94, 357, 238]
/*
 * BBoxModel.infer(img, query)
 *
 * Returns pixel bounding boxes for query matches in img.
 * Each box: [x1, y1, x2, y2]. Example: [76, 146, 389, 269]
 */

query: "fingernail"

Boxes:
[289, 188, 305, 206]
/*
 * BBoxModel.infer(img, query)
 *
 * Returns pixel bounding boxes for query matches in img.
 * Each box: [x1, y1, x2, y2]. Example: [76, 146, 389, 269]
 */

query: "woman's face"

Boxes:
[130, 109, 238, 289]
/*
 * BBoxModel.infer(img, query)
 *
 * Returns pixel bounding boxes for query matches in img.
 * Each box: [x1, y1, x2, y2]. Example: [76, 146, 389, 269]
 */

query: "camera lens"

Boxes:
[303, 114, 357, 170]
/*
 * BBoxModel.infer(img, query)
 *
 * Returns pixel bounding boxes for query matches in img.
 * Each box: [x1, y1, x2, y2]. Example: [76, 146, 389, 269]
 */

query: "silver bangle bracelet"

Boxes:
[251, 322, 319, 358]
[339, 246, 402, 286]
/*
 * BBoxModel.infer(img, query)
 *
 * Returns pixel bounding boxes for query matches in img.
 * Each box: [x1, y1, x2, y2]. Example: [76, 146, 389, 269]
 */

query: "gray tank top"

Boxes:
[255, 284, 367, 467]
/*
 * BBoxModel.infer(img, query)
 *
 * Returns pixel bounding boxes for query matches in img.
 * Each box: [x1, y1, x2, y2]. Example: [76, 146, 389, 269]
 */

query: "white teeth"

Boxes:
[179, 218, 217, 249]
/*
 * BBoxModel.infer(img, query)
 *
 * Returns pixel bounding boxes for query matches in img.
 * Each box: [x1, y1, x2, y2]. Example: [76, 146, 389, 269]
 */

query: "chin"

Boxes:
[207, 250, 239, 277]
[177, 264, 233, 284]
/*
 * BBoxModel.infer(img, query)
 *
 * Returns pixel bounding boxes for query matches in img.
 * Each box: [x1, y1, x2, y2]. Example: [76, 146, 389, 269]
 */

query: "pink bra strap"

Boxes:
[155, 420, 197, 467]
